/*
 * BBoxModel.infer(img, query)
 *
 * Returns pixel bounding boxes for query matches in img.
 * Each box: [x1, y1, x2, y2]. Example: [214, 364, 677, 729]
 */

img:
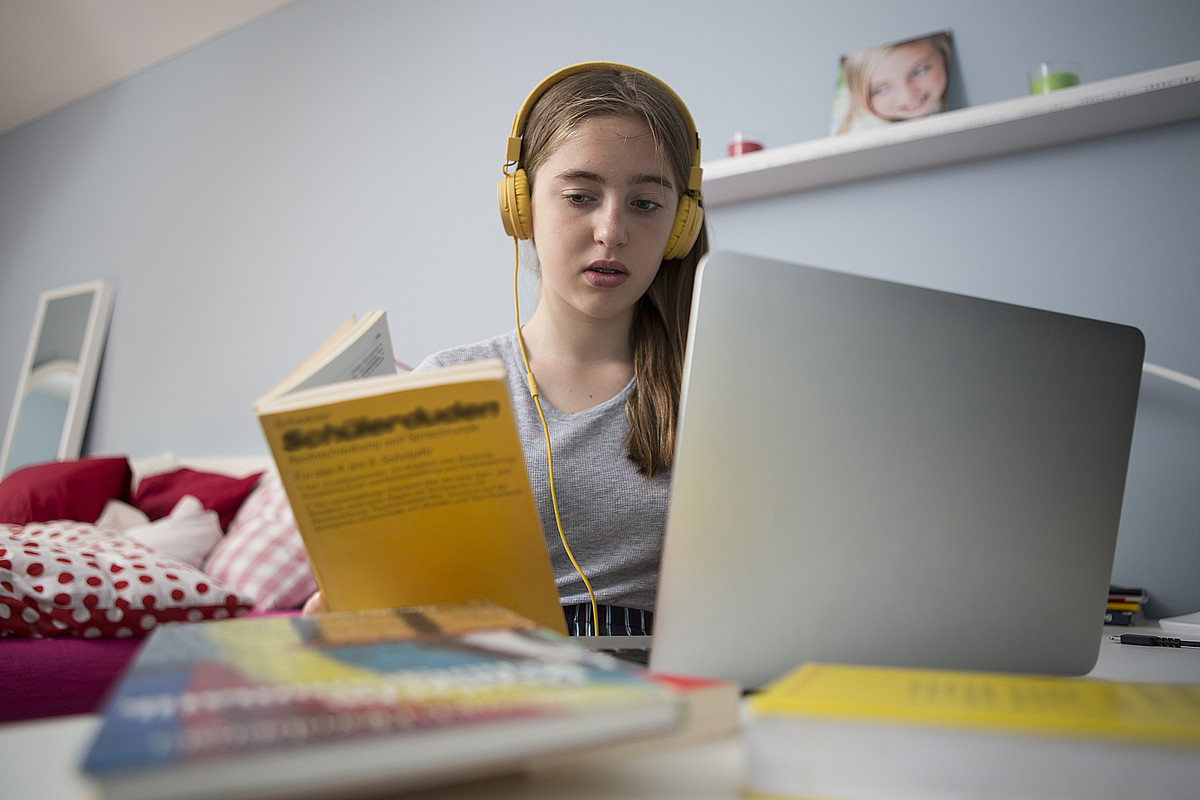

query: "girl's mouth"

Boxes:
[585, 261, 629, 288]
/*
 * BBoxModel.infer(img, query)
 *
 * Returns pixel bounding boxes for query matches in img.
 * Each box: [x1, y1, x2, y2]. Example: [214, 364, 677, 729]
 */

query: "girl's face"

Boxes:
[530, 114, 678, 326]
[866, 41, 947, 121]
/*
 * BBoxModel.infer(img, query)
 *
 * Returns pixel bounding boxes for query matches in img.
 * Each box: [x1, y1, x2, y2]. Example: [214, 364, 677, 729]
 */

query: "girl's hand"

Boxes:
[302, 590, 328, 615]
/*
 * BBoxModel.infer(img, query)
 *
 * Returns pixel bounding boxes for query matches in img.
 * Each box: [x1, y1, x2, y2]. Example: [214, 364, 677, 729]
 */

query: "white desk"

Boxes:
[3, 625, 1197, 800]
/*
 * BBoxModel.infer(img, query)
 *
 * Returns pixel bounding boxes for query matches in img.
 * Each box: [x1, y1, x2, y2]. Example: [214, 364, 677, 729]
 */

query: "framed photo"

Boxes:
[831, 30, 954, 136]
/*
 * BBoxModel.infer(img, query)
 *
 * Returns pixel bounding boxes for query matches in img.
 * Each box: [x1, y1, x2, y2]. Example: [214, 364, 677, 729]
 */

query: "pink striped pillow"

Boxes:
[202, 476, 316, 611]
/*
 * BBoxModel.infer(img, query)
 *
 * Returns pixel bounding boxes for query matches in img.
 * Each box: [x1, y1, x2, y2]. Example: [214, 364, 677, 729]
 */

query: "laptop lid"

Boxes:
[650, 252, 1144, 689]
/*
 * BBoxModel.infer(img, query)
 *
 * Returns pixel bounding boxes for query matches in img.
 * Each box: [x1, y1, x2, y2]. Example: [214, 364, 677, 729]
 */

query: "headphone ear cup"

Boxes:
[498, 168, 534, 240]
[663, 194, 704, 261]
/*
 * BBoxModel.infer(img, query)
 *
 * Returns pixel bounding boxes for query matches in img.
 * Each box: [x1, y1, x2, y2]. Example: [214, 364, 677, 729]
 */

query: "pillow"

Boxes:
[117, 496, 224, 569]
[95, 497, 152, 531]
[203, 476, 318, 612]
[0, 457, 132, 525]
[131, 468, 262, 530]
[0, 520, 253, 638]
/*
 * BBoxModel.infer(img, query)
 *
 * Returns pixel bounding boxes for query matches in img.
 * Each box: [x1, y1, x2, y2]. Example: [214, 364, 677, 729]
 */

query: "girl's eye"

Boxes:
[565, 193, 591, 205]
[634, 198, 663, 212]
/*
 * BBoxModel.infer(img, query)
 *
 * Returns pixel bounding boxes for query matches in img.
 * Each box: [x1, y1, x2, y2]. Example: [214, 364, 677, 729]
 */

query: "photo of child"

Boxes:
[831, 31, 954, 136]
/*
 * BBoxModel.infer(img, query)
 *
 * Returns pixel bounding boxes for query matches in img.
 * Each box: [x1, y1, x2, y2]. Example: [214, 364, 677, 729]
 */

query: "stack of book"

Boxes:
[1106, 584, 1149, 626]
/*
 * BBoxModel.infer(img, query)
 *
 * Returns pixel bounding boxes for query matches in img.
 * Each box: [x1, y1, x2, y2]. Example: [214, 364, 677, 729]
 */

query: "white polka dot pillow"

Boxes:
[0, 520, 254, 638]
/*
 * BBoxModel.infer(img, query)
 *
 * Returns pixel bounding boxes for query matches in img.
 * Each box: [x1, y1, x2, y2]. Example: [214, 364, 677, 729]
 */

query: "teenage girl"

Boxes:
[307, 63, 709, 636]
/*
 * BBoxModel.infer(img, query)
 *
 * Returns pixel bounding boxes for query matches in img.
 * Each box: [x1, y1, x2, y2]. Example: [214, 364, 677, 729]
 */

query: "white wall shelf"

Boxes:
[702, 60, 1200, 208]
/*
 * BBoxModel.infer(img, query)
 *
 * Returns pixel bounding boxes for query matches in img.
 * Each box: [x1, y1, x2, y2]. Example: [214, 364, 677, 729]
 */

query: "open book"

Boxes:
[263, 310, 398, 396]
[255, 313, 565, 633]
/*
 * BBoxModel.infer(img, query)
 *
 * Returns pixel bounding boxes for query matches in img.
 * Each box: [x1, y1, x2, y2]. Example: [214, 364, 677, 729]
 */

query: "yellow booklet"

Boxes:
[744, 661, 1200, 800]
[256, 314, 565, 634]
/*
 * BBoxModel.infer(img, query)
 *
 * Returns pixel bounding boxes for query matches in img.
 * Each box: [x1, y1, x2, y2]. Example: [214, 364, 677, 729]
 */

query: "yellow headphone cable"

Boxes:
[512, 238, 600, 631]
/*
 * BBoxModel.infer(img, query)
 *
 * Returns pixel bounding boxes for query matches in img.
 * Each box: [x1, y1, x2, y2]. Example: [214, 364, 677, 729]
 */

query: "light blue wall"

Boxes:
[1, 0, 1197, 614]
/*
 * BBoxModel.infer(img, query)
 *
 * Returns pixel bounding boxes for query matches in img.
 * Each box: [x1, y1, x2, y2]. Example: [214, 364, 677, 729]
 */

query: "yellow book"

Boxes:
[1106, 600, 1142, 612]
[743, 662, 1200, 800]
[256, 314, 565, 634]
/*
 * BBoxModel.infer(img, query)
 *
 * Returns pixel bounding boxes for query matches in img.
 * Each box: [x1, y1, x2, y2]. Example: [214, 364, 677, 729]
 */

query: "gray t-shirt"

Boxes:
[416, 330, 669, 612]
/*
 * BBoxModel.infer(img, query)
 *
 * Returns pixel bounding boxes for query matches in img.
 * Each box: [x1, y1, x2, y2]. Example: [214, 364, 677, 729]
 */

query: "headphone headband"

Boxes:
[498, 62, 704, 260]
[503, 62, 703, 195]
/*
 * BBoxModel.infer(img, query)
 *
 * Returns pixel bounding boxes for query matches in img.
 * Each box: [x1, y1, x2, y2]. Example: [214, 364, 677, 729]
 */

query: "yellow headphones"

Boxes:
[497, 62, 705, 261]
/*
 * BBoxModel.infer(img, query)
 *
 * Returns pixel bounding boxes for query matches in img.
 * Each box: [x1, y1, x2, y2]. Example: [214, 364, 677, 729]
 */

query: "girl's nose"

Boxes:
[594, 200, 628, 248]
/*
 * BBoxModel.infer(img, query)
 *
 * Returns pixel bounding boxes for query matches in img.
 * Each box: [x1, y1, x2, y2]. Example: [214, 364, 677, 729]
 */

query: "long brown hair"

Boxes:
[521, 66, 708, 476]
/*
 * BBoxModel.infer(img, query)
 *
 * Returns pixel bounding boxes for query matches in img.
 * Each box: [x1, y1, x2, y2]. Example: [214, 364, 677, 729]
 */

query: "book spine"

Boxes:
[1107, 585, 1148, 605]
[1106, 601, 1142, 612]
[1103, 610, 1143, 626]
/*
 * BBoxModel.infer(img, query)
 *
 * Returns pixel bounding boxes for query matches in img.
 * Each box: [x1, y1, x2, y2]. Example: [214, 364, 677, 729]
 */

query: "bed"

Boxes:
[0, 454, 317, 724]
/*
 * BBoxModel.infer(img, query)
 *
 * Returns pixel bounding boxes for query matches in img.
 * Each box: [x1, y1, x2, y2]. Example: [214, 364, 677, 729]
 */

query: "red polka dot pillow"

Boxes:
[0, 520, 253, 638]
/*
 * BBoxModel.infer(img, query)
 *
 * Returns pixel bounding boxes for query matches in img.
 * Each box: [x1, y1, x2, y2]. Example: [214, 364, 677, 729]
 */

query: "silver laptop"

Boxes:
[649, 251, 1144, 689]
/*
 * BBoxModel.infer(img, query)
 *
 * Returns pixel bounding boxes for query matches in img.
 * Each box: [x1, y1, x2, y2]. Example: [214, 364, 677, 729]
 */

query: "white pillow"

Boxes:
[100, 496, 223, 569]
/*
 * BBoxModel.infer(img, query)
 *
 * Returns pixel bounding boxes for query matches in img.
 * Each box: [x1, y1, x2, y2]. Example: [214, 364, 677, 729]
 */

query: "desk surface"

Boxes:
[4, 625, 1198, 800]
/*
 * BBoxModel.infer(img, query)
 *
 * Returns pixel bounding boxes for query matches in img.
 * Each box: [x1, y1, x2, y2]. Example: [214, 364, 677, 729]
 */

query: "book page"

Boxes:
[263, 311, 397, 402]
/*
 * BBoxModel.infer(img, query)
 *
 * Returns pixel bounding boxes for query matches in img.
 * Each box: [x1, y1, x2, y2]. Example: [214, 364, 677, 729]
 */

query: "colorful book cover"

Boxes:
[82, 603, 680, 799]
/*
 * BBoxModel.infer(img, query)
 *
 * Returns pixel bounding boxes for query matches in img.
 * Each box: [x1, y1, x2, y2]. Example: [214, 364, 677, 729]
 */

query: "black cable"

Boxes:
[1110, 633, 1200, 648]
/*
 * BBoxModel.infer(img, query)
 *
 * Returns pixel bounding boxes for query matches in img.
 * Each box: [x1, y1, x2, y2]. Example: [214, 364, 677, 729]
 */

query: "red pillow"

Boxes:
[131, 469, 262, 530]
[0, 457, 132, 525]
